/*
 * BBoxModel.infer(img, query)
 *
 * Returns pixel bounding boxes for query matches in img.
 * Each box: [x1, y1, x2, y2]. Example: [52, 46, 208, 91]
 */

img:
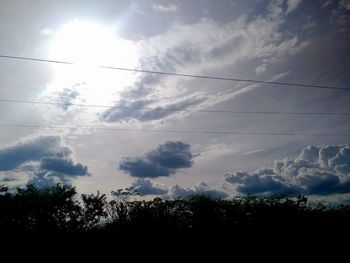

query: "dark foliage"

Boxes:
[1, 184, 350, 246]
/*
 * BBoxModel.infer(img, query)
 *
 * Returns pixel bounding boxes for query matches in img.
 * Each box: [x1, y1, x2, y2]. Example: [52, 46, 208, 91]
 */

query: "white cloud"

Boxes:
[197, 143, 241, 161]
[40, 27, 54, 36]
[255, 64, 267, 75]
[241, 149, 265, 155]
[286, 0, 302, 14]
[103, 1, 309, 124]
[152, 4, 179, 13]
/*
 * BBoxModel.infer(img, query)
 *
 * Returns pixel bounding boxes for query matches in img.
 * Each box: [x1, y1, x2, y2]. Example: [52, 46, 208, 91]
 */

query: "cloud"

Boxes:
[130, 179, 227, 199]
[101, 0, 309, 124]
[119, 141, 193, 178]
[197, 143, 241, 162]
[0, 136, 89, 187]
[0, 136, 71, 171]
[225, 145, 350, 196]
[56, 87, 80, 111]
[255, 64, 267, 75]
[167, 182, 228, 199]
[102, 95, 206, 123]
[131, 178, 168, 195]
[286, 0, 302, 14]
[40, 156, 88, 176]
[329, 0, 350, 32]
[152, 4, 179, 13]
[340, 0, 350, 11]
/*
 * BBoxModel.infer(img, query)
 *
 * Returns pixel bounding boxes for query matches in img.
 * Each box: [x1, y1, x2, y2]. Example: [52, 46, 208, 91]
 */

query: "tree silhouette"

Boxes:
[1, 183, 350, 242]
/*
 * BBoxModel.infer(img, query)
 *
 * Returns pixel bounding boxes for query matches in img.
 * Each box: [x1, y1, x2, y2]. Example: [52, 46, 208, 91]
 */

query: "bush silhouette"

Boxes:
[1, 183, 350, 241]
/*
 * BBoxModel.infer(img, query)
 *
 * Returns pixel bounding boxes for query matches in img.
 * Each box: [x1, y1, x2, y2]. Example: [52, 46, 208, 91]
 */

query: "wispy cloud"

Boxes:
[102, 0, 308, 123]
[152, 4, 179, 13]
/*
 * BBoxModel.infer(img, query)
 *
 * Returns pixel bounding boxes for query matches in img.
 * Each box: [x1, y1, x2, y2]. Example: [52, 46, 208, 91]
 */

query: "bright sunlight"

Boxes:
[42, 19, 139, 108]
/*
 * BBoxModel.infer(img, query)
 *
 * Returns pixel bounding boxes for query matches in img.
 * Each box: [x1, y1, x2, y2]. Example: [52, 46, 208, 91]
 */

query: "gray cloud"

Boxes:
[131, 178, 168, 195]
[40, 156, 88, 176]
[130, 179, 227, 199]
[225, 145, 350, 196]
[57, 87, 80, 111]
[101, 79, 206, 123]
[0, 136, 89, 187]
[119, 141, 193, 178]
[167, 182, 228, 199]
[0, 136, 71, 171]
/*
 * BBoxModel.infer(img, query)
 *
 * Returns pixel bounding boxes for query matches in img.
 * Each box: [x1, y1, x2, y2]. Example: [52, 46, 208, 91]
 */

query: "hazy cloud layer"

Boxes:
[119, 141, 193, 178]
[0, 136, 89, 187]
[225, 145, 350, 196]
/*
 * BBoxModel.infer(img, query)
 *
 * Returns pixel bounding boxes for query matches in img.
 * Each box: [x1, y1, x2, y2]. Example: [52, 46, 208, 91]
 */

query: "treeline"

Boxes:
[1, 184, 350, 239]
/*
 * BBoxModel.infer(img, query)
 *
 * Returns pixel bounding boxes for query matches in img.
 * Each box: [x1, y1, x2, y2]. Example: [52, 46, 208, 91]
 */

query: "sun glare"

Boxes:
[51, 20, 137, 67]
[44, 19, 139, 107]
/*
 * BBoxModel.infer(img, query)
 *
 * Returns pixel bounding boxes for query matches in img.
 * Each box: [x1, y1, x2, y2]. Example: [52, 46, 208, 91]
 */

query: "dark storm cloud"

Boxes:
[0, 136, 89, 187]
[225, 145, 350, 196]
[119, 141, 193, 178]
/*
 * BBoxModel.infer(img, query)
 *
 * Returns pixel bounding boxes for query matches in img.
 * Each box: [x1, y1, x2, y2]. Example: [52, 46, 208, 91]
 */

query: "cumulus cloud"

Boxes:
[40, 156, 88, 176]
[131, 178, 168, 195]
[130, 179, 227, 199]
[0, 136, 89, 186]
[0, 136, 71, 171]
[225, 145, 350, 196]
[119, 141, 193, 178]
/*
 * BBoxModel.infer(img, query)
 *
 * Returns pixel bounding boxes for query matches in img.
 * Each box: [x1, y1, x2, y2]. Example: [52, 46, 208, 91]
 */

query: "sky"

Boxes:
[0, 0, 349, 201]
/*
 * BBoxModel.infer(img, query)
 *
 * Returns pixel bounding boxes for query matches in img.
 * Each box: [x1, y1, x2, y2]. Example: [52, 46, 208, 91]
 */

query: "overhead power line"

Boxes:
[0, 98, 349, 117]
[0, 54, 349, 92]
[0, 123, 349, 137]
